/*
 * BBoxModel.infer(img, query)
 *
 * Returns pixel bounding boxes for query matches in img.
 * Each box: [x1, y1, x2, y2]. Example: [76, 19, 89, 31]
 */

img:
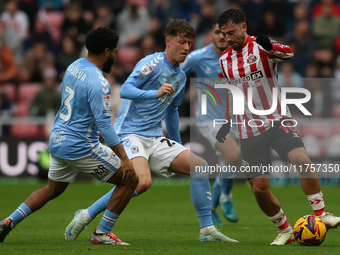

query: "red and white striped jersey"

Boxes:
[219, 35, 294, 139]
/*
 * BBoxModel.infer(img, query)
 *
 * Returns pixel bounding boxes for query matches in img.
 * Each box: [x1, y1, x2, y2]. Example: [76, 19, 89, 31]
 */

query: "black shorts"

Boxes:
[240, 118, 305, 179]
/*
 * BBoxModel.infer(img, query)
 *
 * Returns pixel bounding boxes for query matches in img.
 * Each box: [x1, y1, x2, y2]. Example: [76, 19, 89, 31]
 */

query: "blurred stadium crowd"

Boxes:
[0, 0, 340, 142]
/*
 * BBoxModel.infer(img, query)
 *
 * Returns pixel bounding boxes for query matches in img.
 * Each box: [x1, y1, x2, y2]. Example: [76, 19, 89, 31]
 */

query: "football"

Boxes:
[293, 215, 327, 246]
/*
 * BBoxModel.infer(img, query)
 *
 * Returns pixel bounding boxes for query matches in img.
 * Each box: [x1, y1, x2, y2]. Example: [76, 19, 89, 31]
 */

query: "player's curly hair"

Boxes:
[218, 9, 246, 28]
[85, 27, 119, 55]
[165, 19, 195, 39]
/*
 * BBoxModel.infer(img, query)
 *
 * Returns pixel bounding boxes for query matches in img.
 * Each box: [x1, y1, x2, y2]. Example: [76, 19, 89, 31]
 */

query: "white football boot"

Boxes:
[199, 226, 239, 242]
[318, 212, 340, 229]
[65, 209, 88, 240]
[270, 225, 294, 245]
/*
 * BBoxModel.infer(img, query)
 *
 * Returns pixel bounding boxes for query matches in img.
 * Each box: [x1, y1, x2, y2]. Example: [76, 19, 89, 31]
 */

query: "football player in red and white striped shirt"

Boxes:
[215, 9, 340, 245]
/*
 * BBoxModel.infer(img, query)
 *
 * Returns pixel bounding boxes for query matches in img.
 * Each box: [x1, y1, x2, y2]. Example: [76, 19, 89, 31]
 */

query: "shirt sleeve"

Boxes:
[266, 39, 294, 63]
[87, 76, 113, 120]
[165, 86, 185, 144]
[180, 53, 196, 75]
[87, 76, 119, 146]
[120, 54, 160, 100]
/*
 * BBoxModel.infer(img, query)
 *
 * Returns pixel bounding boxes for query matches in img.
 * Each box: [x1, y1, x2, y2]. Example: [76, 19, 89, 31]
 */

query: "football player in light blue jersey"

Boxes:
[64, 19, 238, 243]
[0, 27, 139, 246]
[181, 19, 241, 225]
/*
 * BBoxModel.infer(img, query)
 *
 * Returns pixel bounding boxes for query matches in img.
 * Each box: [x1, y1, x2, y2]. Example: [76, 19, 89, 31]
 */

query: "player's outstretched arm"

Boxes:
[256, 34, 293, 60]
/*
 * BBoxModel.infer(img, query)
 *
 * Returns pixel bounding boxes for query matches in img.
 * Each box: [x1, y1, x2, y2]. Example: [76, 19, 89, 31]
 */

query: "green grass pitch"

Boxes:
[0, 178, 339, 255]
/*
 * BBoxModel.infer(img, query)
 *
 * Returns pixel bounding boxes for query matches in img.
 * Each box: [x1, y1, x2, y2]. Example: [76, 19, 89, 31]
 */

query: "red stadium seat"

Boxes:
[332, 104, 340, 118]
[2, 83, 16, 102]
[42, 11, 64, 45]
[115, 46, 140, 72]
[302, 134, 325, 157]
[14, 101, 30, 116]
[10, 124, 46, 138]
[299, 124, 328, 139]
[331, 124, 340, 135]
[126, 0, 148, 8]
[18, 83, 42, 102]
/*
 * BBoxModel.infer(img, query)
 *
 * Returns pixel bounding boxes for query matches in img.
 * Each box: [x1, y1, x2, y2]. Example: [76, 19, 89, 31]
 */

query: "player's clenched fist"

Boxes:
[156, 83, 175, 98]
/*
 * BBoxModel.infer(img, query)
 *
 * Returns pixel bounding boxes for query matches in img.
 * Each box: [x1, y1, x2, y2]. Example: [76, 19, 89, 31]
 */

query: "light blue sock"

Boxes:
[9, 203, 32, 226]
[190, 163, 213, 228]
[211, 177, 221, 209]
[220, 161, 235, 196]
[88, 187, 138, 218]
[97, 209, 119, 233]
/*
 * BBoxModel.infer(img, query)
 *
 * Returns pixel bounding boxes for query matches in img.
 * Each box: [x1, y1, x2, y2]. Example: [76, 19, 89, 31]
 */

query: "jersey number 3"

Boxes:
[60, 86, 75, 121]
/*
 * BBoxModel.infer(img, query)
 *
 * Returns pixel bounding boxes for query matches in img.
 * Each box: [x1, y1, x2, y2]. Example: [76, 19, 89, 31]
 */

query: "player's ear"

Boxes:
[165, 37, 170, 47]
[241, 23, 247, 32]
[104, 48, 110, 58]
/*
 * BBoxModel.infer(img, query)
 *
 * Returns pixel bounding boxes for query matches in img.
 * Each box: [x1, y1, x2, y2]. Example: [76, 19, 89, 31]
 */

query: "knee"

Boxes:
[190, 159, 207, 174]
[293, 154, 311, 167]
[227, 150, 241, 166]
[136, 177, 151, 194]
[251, 183, 269, 198]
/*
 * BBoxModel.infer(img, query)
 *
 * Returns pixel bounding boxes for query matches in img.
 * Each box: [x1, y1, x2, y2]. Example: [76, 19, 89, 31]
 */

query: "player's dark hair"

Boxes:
[165, 19, 195, 39]
[218, 9, 246, 28]
[85, 27, 119, 55]
[209, 17, 220, 31]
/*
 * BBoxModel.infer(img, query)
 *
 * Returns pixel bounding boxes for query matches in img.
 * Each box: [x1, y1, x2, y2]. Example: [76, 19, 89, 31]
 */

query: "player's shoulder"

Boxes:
[136, 52, 165, 75]
[219, 47, 233, 60]
[249, 35, 257, 42]
[187, 44, 211, 60]
[65, 58, 91, 83]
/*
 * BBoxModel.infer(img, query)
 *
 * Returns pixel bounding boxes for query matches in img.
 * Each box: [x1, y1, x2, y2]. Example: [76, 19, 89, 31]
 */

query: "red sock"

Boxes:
[269, 209, 290, 230]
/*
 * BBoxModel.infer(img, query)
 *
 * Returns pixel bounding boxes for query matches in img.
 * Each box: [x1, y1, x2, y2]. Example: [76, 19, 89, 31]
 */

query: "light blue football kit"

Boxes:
[48, 58, 122, 183]
[181, 43, 227, 123]
[85, 52, 214, 229]
[181, 44, 238, 224]
[7, 58, 123, 232]
[114, 52, 185, 143]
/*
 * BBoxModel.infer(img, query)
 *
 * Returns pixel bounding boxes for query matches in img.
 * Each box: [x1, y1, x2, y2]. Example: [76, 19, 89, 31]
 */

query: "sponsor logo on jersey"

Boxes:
[131, 146, 139, 154]
[136, 71, 144, 80]
[102, 95, 111, 109]
[250, 70, 263, 81]
[141, 63, 153, 75]
[51, 130, 66, 144]
[247, 54, 258, 64]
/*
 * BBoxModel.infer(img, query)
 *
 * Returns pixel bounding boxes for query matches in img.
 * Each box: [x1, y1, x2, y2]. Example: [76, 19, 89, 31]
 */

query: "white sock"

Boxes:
[81, 209, 93, 222]
[220, 192, 232, 202]
[95, 228, 106, 234]
[307, 191, 325, 216]
[268, 208, 290, 230]
[200, 225, 215, 235]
